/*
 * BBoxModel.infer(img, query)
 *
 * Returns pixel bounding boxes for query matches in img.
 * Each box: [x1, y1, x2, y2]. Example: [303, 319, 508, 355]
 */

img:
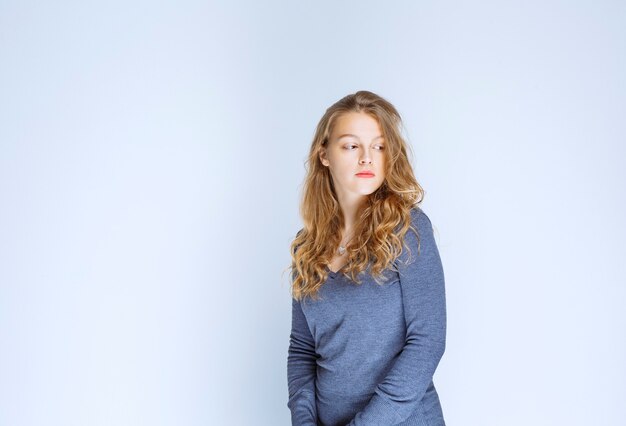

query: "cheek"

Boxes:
[335, 157, 354, 171]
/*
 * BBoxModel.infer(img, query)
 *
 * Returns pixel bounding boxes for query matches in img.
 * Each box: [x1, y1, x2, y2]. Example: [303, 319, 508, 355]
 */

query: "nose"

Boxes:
[359, 153, 372, 165]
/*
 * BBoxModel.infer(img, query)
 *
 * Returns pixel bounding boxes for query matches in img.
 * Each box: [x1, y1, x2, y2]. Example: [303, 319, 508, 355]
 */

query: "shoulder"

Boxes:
[409, 205, 434, 234]
[403, 206, 437, 255]
[395, 206, 440, 267]
[292, 228, 305, 256]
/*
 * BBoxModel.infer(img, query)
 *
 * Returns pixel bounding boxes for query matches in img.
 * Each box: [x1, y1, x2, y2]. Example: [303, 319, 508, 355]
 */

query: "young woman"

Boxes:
[287, 90, 447, 426]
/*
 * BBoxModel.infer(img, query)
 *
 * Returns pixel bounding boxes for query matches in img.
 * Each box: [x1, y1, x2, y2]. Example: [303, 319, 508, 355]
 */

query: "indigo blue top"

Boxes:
[287, 207, 447, 426]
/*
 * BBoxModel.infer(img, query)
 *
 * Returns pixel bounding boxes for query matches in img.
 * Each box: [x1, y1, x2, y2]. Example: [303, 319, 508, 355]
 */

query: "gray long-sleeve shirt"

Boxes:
[287, 207, 447, 426]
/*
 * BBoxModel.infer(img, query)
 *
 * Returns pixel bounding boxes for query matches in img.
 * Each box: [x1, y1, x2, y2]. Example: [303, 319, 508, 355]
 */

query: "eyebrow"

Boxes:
[336, 134, 384, 141]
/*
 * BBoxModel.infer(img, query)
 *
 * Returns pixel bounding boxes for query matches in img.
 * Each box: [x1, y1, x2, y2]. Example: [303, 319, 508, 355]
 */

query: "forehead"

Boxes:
[331, 112, 382, 137]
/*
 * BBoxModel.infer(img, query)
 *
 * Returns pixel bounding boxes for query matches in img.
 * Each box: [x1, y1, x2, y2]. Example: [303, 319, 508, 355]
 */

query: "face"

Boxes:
[319, 111, 386, 203]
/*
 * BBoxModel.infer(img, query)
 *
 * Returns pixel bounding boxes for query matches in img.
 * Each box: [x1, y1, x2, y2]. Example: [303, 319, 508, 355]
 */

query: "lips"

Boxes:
[356, 171, 375, 177]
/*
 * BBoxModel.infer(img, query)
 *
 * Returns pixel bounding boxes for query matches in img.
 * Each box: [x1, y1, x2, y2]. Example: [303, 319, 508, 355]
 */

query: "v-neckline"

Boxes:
[326, 263, 348, 278]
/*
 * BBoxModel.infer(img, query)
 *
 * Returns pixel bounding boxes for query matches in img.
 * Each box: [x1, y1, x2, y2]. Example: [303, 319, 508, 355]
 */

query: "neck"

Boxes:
[336, 192, 367, 237]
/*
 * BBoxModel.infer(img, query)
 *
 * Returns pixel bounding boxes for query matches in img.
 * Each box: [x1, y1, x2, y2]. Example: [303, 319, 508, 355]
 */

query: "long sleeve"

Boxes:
[287, 296, 319, 425]
[347, 209, 447, 425]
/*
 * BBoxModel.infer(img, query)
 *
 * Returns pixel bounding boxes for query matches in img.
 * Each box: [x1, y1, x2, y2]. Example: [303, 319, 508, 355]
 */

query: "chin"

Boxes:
[355, 186, 383, 196]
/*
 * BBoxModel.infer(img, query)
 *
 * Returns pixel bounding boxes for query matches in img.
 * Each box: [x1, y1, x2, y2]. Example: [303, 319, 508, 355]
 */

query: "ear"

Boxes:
[319, 146, 330, 167]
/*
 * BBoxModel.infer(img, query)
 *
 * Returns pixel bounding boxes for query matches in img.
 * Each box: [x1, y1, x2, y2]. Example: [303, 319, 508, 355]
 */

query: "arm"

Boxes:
[347, 208, 447, 425]
[287, 296, 319, 425]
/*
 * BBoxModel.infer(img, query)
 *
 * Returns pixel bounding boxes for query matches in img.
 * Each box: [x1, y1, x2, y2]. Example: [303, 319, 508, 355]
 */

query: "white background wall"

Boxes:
[1, 1, 624, 425]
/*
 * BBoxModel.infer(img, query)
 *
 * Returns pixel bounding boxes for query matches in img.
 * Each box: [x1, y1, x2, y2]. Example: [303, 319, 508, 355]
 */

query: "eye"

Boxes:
[374, 145, 385, 150]
[344, 144, 358, 150]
